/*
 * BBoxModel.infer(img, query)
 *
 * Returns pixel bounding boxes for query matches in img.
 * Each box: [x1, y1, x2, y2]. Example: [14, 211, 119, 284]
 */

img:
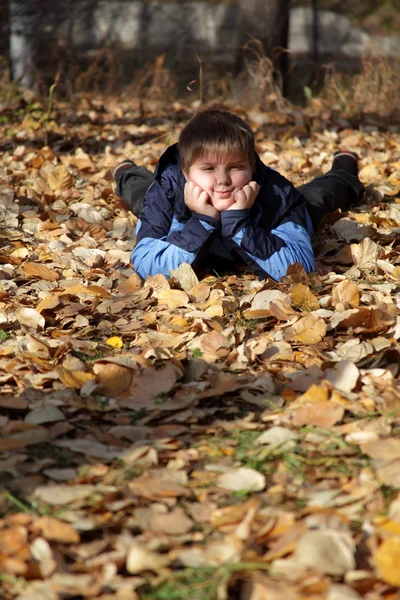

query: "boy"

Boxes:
[114, 109, 364, 281]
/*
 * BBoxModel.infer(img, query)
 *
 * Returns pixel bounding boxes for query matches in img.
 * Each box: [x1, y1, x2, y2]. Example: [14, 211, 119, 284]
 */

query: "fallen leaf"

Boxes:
[331, 280, 360, 308]
[325, 360, 360, 393]
[170, 262, 199, 291]
[32, 516, 80, 544]
[290, 283, 319, 311]
[291, 401, 344, 428]
[22, 262, 60, 282]
[157, 288, 189, 309]
[151, 508, 193, 535]
[283, 314, 327, 344]
[375, 538, 400, 586]
[126, 544, 171, 574]
[256, 426, 299, 450]
[47, 165, 73, 191]
[106, 336, 124, 349]
[217, 467, 266, 492]
[294, 530, 355, 575]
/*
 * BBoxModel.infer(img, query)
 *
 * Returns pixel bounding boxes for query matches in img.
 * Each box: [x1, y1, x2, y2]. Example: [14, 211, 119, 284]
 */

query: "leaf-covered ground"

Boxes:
[1, 94, 400, 600]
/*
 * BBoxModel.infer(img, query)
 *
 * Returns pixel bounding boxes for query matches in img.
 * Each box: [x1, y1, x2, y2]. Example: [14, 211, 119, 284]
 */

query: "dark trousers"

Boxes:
[116, 165, 365, 231]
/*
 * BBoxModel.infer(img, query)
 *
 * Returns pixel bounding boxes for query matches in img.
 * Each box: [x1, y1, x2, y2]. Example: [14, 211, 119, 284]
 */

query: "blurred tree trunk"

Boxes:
[236, 0, 290, 93]
[8, 0, 40, 88]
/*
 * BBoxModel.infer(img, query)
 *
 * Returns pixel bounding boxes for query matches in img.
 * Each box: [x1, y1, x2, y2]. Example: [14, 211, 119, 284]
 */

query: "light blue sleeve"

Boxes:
[131, 236, 197, 279]
[232, 221, 314, 281]
[132, 216, 217, 279]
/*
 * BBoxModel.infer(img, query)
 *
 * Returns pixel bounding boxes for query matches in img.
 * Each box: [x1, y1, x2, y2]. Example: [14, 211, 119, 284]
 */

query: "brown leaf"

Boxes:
[151, 508, 193, 535]
[294, 530, 355, 575]
[0, 526, 27, 555]
[118, 273, 142, 293]
[92, 362, 134, 396]
[157, 288, 189, 309]
[32, 516, 80, 544]
[291, 401, 344, 428]
[290, 283, 319, 311]
[47, 165, 73, 191]
[170, 262, 199, 291]
[331, 280, 360, 308]
[128, 474, 189, 499]
[283, 314, 327, 344]
[36, 294, 60, 313]
[118, 364, 180, 407]
[22, 263, 60, 281]
[198, 330, 230, 363]
[56, 366, 95, 389]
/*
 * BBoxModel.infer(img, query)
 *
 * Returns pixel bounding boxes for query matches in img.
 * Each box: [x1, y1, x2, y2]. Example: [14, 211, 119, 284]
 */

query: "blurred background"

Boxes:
[1, 0, 399, 116]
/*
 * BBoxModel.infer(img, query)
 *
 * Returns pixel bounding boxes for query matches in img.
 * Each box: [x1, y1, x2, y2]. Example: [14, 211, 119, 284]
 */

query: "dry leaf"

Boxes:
[250, 289, 285, 311]
[32, 516, 80, 544]
[331, 280, 360, 308]
[158, 288, 189, 309]
[22, 263, 60, 281]
[170, 262, 199, 291]
[351, 238, 381, 269]
[283, 314, 327, 344]
[290, 283, 319, 311]
[375, 538, 400, 587]
[47, 165, 73, 191]
[256, 426, 299, 450]
[291, 401, 344, 428]
[294, 530, 355, 575]
[126, 544, 171, 574]
[217, 467, 266, 492]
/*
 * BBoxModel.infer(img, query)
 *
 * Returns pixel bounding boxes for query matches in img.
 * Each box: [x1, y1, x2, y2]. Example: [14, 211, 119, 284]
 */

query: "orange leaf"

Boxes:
[22, 263, 59, 282]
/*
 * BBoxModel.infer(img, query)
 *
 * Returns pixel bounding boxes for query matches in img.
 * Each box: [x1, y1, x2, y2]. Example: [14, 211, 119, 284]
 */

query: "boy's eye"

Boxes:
[201, 167, 214, 171]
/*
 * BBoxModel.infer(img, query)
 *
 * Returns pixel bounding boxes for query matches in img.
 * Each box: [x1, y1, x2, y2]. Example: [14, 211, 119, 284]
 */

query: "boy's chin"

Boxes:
[212, 198, 236, 211]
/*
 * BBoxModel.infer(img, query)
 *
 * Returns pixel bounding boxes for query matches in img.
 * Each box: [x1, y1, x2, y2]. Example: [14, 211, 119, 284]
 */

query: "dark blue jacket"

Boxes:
[131, 144, 314, 281]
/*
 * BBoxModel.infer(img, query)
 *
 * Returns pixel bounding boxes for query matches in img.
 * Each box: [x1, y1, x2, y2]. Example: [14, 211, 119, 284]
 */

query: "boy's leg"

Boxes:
[113, 160, 154, 217]
[298, 151, 365, 231]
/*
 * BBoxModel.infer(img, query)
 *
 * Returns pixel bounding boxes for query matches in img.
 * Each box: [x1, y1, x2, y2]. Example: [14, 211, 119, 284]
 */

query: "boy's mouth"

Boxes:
[215, 190, 233, 197]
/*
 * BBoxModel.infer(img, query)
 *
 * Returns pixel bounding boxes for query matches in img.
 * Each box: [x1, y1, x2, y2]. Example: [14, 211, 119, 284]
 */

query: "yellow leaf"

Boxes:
[293, 384, 329, 405]
[106, 336, 123, 349]
[47, 165, 73, 191]
[375, 537, 400, 586]
[290, 283, 319, 311]
[374, 517, 400, 538]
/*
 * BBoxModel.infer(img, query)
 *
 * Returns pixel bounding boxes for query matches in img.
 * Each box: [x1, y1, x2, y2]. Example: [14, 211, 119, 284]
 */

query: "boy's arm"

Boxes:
[220, 184, 314, 281]
[131, 180, 219, 279]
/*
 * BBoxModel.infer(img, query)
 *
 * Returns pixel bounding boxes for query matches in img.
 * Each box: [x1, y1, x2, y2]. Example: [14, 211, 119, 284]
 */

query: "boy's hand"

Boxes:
[184, 182, 220, 220]
[227, 181, 260, 211]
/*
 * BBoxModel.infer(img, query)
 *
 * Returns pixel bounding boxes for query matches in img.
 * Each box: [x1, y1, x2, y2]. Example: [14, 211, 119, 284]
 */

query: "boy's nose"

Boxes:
[218, 169, 231, 185]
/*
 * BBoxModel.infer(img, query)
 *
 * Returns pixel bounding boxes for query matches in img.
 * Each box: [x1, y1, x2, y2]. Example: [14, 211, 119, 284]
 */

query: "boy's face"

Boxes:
[184, 151, 253, 212]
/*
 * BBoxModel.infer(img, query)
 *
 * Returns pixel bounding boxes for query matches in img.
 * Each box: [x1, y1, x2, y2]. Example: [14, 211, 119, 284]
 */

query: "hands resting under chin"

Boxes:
[184, 181, 260, 220]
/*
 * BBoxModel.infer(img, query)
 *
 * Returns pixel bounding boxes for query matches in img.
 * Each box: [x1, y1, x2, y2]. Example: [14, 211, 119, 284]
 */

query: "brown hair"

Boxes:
[178, 109, 256, 173]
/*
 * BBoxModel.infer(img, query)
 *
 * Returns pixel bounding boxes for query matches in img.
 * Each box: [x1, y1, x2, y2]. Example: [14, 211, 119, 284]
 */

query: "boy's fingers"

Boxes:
[198, 190, 209, 203]
[235, 190, 246, 203]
